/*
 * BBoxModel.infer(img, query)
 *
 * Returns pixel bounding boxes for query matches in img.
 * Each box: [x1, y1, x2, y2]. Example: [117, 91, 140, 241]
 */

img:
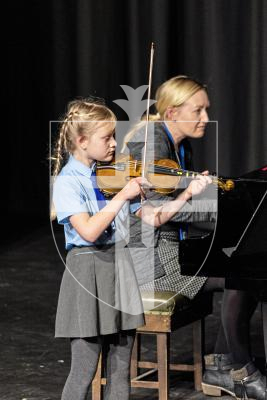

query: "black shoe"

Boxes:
[202, 353, 236, 397]
[230, 362, 266, 400]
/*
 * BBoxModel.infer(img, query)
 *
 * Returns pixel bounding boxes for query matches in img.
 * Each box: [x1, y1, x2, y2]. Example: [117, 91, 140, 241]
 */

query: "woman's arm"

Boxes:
[136, 174, 212, 227]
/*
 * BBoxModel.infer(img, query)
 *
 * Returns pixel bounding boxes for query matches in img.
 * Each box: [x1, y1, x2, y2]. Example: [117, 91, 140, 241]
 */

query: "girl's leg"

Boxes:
[103, 329, 136, 400]
[61, 337, 101, 400]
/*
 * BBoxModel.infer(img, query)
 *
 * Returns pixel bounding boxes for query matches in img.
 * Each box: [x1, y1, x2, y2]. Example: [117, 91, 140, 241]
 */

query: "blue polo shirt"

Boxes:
[52, 155, 141, 250]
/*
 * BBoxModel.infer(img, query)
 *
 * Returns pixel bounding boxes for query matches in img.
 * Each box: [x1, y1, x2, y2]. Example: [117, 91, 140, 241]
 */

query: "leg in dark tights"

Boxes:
[103, 330, 136, 400]
[201, 279, 265, 399]
[221, 289, 258, 366]
[202, 277, 225, 293]
[214, 323, 229, 354]
[202, 277, 258, 366]
[202, 277, 229, 354]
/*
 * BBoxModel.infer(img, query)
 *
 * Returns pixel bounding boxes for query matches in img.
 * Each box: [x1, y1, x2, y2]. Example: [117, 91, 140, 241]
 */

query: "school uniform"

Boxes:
[53, 155, 144, 338]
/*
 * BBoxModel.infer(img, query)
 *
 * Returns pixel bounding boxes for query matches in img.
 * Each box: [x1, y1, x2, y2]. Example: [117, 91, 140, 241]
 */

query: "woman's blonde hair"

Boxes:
[50, 98, 116, 220]
[122, 75, 206, 150]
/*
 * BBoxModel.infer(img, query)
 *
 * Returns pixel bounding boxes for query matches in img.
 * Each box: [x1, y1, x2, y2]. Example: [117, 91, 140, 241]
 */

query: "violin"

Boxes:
[96, 154, 235, 196]
[97, 43, 234, 197]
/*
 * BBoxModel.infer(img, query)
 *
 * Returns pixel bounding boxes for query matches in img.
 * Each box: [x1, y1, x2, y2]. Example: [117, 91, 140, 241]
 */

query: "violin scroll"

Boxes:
[215, 177, 235, 192]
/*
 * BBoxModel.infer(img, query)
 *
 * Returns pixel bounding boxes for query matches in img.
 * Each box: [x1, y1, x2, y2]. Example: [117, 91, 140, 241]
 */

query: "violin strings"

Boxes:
[100, 161, 225, 183]
[116, 161, 197, 175]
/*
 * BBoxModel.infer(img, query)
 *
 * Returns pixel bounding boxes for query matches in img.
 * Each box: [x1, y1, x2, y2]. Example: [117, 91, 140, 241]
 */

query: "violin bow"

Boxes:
[141, 42, 155, 203]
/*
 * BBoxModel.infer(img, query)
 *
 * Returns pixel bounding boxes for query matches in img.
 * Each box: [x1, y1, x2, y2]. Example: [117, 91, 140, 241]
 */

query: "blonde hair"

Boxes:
[122, 75, 206, 150]
[51, 98, 116, 178]
[50, 98, 116, 220]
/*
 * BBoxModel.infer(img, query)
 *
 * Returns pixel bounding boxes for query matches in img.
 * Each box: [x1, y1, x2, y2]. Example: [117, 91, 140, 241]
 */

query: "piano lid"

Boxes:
[180, 165, 267, 280]
[240, 164, 267, 181]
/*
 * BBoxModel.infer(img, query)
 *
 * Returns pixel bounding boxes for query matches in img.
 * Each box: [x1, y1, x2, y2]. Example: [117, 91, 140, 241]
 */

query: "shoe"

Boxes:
[230, 362, 266, 400]
[202, 353, 236, 397]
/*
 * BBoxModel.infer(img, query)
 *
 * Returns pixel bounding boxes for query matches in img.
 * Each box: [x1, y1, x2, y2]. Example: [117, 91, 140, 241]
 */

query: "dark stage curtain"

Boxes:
[8, 0, 267, 235]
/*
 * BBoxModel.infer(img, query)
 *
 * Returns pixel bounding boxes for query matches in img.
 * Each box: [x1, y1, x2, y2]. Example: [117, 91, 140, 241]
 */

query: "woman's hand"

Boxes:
[185, 172, 212, 198]
[136, 171, 212, 227]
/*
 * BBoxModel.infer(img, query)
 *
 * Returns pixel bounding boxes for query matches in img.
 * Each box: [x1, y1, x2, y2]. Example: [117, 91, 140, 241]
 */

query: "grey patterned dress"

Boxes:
[140, 230, 207, 299]
[124, 122, 216, 299]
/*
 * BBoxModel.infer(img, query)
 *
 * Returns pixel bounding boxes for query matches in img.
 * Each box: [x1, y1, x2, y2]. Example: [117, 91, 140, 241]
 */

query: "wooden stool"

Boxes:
[92, 291, 213, 400]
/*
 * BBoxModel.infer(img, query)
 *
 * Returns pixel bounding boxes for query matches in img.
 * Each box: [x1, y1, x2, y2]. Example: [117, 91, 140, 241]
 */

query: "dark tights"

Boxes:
[202, 277, 258, 366]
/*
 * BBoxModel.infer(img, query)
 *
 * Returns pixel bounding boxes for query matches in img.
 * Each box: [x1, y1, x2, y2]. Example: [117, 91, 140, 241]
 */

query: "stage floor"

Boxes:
[1, 224, 264, 400]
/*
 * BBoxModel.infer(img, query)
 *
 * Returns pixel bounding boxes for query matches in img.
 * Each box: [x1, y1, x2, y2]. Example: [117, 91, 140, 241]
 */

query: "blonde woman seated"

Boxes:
[121, 75, 264, 400]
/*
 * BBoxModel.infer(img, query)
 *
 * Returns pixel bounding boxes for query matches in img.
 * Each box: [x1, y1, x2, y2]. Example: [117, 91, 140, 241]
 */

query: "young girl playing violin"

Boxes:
[51, 98, 212, 400]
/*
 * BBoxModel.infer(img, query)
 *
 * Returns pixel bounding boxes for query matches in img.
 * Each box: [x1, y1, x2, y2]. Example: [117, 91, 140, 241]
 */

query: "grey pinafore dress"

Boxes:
[55, 242, 144, 338]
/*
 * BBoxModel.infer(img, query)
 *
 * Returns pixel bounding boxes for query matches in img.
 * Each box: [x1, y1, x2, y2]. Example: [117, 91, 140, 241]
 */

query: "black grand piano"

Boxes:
[180, 164, 267, 357]
[180, 165, 267, 284]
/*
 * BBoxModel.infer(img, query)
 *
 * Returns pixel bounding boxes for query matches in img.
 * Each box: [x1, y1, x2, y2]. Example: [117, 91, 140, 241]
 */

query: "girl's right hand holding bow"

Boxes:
[118, 177, 151, 201]
[69, 177, 151, 243]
